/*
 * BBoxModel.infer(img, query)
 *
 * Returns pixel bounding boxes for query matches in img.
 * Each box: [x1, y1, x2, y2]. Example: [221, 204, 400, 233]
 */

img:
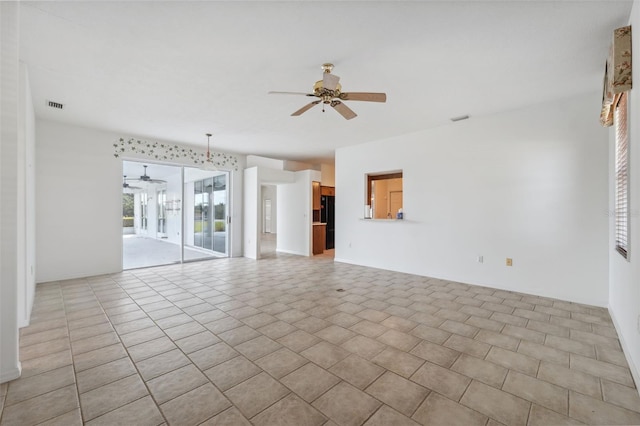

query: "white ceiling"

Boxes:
[20, 1, 632, 163]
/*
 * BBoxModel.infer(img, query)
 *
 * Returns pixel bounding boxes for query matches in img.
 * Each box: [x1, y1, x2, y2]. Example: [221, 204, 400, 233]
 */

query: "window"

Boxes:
[614, 93, 629, 259]
[122, 194, 134, 228]
[366, 171, 403, 219]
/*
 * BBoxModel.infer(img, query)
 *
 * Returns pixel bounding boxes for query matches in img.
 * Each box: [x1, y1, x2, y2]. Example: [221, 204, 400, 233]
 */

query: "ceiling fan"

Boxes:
[122, 175, 142, 191]
[269, 63, 386, 120]
[126, 165, 166, 184]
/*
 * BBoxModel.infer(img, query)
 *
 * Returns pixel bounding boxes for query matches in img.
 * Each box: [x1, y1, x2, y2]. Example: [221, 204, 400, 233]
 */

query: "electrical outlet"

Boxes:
[477, 256, 483, 263]
[506, 258, 513, 266]
[637, 315, 640, 334]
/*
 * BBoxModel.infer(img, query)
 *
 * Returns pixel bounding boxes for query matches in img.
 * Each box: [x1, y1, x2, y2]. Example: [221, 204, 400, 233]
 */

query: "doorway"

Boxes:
[122, 161, 231, 269]
[264, 199, 272, 234]
[260, 185, 277, 257]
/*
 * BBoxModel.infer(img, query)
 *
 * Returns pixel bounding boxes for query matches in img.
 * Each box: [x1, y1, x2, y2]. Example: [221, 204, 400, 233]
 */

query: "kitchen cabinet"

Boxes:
[321, 186, 335, 196]
[312, 181, 321, 210]
[313, 223, 326, 255]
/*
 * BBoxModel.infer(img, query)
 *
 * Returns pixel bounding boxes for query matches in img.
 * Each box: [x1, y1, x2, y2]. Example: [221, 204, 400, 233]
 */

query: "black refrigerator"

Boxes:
[321, 195, 335, 249]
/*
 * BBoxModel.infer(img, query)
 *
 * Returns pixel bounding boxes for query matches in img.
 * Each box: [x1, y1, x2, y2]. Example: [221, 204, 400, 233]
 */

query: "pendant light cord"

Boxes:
[206, 133, 212, 161]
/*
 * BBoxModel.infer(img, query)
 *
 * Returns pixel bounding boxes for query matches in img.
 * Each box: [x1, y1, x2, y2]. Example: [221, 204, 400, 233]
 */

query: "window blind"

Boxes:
[600, 25, 632, 127]
[614, 93, 629, 258]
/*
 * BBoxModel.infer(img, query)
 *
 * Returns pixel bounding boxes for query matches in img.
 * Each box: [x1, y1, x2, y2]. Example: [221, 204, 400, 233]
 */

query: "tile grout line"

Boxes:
[97, 269, 304, 424]
[1, 287, 70, 422]
[67, 280, 115, 424]
[84, 276, 172, 426]
[12, 256, 639, 426]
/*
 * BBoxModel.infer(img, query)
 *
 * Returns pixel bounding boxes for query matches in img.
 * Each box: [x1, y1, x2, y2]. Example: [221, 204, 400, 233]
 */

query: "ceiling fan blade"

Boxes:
[340, 92, 387, 102]
[291, 100, 321, 116]
[323, 73, 340, 91]
[123, 177, 143, 190]
[331, 101, 357, 120]
[268, 91, 315, 96]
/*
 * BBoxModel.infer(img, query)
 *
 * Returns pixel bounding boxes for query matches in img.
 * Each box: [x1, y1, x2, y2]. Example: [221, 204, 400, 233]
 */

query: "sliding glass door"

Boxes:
[122, 161, 230, 269]
[211, 174, 227, 254]
[184, 168, 229, 257]
[193, 179, 208, 249]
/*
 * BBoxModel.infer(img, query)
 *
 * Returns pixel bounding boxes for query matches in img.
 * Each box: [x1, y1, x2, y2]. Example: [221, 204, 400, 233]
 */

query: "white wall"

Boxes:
[247, 155, 284, 170]
[321, 163, 335, 187]
[608, 0, 640, 390]
[36, 120, 245, 282]
[277, 169, 321, 256]
[336, 93, 609, 307]
[36, 120, 123, 282]
[1, 1, 23, 383]
[284, 160, 318, 172]
[17, 62, 36, 328]
[243, 167, 259, 259]
[229, 160, 245, 258]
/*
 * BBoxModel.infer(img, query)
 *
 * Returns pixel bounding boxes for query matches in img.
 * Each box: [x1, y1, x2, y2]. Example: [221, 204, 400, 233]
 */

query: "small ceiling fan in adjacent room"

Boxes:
[126, 165, 166, 184]
[122, 176, 142, 191]
[269, 63, 387, 120]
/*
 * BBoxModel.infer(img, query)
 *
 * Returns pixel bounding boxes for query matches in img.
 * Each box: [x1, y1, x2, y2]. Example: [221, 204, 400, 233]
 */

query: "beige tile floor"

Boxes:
[1, 254, 639, 425]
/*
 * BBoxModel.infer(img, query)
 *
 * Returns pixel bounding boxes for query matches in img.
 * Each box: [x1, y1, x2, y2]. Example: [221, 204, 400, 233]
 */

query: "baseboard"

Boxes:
[0, 363, 22, 384]
[332, 257, 607, 307]
[275, 248, 307, 256]
[608, 306, 640, 396]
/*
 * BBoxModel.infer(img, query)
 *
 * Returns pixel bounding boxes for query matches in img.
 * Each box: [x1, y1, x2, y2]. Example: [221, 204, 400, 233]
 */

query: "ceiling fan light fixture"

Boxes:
[269, 63, 386, 120]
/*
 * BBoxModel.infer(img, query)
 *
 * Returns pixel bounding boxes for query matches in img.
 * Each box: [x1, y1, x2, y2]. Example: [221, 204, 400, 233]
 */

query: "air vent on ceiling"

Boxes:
[47, 100, 64, 110]
[450, 115, 469, 122]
